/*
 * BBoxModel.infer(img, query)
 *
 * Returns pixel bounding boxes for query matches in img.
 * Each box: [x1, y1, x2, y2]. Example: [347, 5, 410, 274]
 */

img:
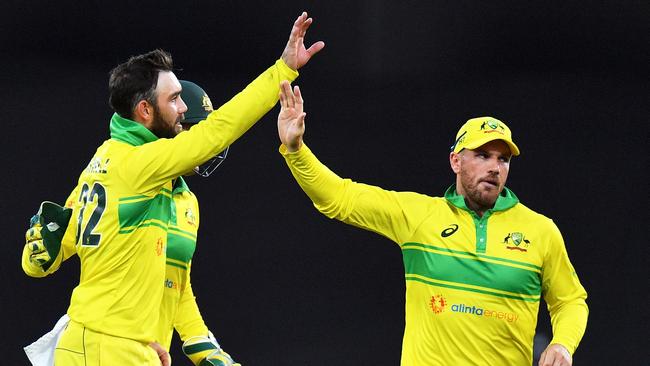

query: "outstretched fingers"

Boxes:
[293, 85, 304, 107]
[289, 12, 308, 43]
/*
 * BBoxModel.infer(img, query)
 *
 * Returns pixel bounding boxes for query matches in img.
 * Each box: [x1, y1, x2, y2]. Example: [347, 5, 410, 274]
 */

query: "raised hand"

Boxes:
[281, 11, 325, 70]
[277, 81, 306, 152]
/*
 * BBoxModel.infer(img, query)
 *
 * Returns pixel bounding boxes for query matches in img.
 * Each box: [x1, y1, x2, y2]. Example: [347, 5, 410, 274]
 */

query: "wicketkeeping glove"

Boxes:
[183, 331, 241, 366]
[24, 201, 73, 271]
[25, 219, 49, 266]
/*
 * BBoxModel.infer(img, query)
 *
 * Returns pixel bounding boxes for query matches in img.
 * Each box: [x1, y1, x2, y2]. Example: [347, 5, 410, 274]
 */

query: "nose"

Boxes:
[487, 157, 500, 175]
[178, 96, 188, 114]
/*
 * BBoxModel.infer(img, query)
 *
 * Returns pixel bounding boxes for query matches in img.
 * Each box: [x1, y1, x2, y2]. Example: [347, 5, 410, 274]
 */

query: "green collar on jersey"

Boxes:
[109, 113, 159, 146]
[444, 184, 519, 213]
[172, 176, 190, 194]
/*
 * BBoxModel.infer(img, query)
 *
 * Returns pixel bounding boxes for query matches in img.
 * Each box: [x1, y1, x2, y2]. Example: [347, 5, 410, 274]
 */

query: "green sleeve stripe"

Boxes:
[118, 193, 172, 230]
[161, 188, 172, 195]
[166, 260, 188, 270]
[168, 226, 197, 240]
[402, 247, 542, 296]
[405, 275, 541, 302]
[402, 242, 542, 270]
[183, 342, 218, 354]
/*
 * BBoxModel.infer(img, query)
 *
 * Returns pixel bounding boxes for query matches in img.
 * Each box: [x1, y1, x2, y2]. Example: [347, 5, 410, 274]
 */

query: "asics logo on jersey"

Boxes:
[441, 224, 459, 237]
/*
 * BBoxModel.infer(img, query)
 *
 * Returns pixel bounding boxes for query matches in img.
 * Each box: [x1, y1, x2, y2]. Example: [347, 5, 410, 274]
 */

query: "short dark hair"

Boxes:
[108, 49, 174, 119]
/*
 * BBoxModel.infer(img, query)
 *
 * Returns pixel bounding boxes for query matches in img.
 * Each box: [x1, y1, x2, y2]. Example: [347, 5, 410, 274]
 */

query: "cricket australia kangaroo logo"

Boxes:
[503, 232, 531, 252]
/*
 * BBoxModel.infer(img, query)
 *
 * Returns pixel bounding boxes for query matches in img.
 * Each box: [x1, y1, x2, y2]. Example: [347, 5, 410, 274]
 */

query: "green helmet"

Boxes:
[180, 80, 229, 177]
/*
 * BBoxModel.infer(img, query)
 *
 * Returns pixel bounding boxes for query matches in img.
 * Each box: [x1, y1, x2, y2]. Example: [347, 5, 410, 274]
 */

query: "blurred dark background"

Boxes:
[1, 0, 648, 364]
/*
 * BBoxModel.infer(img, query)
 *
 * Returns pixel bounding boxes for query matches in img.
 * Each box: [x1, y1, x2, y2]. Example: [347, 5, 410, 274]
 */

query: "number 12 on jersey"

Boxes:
[76, 182, 107, 247]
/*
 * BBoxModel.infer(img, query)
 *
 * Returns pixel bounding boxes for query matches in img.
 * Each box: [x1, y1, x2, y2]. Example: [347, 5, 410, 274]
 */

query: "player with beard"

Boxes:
[275, 82, 588, 366]
[21, 12, 324, 366]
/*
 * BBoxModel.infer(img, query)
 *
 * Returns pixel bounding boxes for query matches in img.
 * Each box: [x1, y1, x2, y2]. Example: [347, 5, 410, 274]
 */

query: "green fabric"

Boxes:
[183, 341, 218, 355]
[117, 193, 172, 232]
[402, 246, 542, 298]
[173, 176, 190, 194]
[109, 113, 158, 146]
[167, 232, 196, 263]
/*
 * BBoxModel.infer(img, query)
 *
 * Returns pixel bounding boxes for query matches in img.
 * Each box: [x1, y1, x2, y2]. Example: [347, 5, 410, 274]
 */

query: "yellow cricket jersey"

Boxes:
[281, 144, 588, 366]
[156, 178, 209, 350]
[23, 178, 210, 352]
[22, 59, 298, 344]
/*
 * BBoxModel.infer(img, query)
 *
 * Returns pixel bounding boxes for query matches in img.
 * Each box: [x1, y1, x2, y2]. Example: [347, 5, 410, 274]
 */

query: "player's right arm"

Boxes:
[124, 12, 324, 194]
[22, 188, 80, 277]
[277, 82, 428, 244]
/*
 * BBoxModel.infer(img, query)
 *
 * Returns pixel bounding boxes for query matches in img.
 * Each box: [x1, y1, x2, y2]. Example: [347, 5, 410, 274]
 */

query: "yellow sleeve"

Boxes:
[541, 221, 589, 355]
[280, 143, 429, 245]
[22, 188, 80, 277]
[173, 263, 209, 341]
[124, 59, 299, 194]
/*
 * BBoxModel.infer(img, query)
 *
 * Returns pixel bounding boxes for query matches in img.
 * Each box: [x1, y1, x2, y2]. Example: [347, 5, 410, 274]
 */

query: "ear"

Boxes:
[133, 100, 155, 125]
[449, 152, 462, 174]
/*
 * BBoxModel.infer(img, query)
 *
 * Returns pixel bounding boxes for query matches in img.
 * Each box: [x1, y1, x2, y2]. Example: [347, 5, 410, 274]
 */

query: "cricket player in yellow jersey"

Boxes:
[275, 82, 588, 366]
[156, 80, 240, 366]
[23, 81, 241, 366]
[21, 12, 324, 366]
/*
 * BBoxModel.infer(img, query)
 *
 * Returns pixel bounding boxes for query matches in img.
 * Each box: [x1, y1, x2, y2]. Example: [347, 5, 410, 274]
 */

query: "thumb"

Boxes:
[296, 112, 306, 129]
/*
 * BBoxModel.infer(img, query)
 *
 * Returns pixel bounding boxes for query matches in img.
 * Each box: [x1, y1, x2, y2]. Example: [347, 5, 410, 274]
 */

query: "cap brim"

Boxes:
[464, 137, 520, 156]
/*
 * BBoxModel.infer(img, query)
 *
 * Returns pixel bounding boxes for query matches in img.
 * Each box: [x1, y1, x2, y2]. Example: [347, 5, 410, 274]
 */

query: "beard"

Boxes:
[149, 105, 181, 139]
[459, 169, 501, 211]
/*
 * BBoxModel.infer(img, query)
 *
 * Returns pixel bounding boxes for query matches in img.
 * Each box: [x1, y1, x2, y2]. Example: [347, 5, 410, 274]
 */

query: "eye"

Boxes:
[499, 156, 510, 163]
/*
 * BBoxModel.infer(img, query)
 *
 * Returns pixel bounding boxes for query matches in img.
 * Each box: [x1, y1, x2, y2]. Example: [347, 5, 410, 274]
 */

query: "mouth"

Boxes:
[479, 178, 499, 189]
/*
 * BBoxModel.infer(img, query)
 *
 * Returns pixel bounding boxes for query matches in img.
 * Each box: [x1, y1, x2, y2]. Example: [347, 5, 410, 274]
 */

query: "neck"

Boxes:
[463, 198, 489, 217]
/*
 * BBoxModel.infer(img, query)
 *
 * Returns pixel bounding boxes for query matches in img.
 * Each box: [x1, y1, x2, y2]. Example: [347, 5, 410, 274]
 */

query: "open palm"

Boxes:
[277, 81, 306, 152]
[281, 12, 325, 70]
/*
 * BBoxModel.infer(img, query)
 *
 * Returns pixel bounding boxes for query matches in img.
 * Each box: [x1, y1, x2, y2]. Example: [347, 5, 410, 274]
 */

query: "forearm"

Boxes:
[549, 299, 589, 354]
[280, 143, 422, 243]
[174, 281, 209, 341]
[280, 143, 347, 219]
[127, 59, 298, 188]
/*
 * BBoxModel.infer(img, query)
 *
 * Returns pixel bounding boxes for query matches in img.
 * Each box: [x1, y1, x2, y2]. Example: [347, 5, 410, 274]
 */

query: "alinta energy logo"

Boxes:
[480, 119, 505, 134]
[429, 294, 447, 314]
[503, 232, 531, 252]
[428, 295, 519, 323]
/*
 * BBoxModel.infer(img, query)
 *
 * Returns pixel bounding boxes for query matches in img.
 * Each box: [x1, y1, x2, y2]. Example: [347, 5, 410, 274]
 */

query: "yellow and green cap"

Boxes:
[450, 116, 520, 156]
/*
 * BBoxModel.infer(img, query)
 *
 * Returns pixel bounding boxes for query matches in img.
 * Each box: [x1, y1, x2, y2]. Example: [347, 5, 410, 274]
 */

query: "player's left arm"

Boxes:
[22, 189, 80, 277]
[539, 220, 589, 365]
[174, 266, 240, 366]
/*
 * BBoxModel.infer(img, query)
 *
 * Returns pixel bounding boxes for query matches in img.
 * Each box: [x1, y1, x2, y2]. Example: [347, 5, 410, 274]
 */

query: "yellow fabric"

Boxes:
[23, 59, 297, 344]
[452, 116, 520, 156]
[281, 143, 588, 365]
[55, 320, 160, 366]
